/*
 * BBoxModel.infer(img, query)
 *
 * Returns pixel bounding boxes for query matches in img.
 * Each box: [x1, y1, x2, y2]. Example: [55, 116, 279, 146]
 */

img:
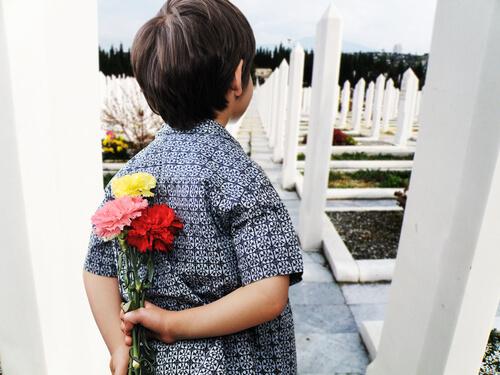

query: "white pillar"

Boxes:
[335, 84, 340, 122]
[301, 87, 311, 117]
[1, 0, 110, 373]
[301, 86, 311, 116]
[266, 73, 276, 134]
[259, 74, 269, 134]
[364, 81, 375, 128]
[381, 79, 395, 132]
[392, 88, 400, 119]
[367, 0, 500, 374]
[351, 78, 366, 133]
[338, 80, 351, 128]
[282, 44, 305, 189]
[370, 74, 386, 138]
[298, 3, 342, 250]
[394, 68, 418, 146]
[414, 90, 422, 122]
[269, 68, 280, 147]
[272, 59, 289, 162]
[0, 5, 46, 373]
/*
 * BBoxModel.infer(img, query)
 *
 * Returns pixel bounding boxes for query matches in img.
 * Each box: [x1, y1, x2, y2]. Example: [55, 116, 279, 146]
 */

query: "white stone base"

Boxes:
[321, 212, 359, 282]
[320, 206, 399, 282]
[297, 145, 416, 156]
[359, 320, 384, 361]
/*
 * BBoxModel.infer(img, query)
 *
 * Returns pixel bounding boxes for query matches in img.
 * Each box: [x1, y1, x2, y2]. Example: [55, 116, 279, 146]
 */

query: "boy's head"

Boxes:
[131, 0, 256, 131]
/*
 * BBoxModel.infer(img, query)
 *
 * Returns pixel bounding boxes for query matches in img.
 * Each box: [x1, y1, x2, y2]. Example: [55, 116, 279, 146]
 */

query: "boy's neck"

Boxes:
[214, 110, 231, 128]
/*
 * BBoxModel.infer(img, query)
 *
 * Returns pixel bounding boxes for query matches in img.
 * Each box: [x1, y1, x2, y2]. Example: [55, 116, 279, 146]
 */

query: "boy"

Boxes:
[82, 0, 304, 374]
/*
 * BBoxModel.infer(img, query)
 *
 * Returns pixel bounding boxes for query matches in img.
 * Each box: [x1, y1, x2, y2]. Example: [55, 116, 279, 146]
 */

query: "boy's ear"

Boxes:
[230, 59, 244, 98]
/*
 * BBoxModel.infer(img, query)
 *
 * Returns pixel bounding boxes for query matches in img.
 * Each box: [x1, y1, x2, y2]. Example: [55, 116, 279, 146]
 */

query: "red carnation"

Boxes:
[126, 204, 183, 253]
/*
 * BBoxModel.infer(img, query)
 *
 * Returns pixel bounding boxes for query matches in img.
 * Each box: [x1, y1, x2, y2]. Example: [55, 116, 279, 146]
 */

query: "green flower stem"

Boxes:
[116, 232, 155, 374]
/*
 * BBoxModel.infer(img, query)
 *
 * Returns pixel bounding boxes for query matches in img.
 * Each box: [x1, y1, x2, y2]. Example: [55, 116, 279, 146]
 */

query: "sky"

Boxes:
[98, 0, 437, 54]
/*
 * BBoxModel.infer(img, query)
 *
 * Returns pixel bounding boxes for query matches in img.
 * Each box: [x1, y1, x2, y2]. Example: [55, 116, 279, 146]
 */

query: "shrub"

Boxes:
[333, 129, 357, 145]
[102, 130, 133, 161]
[480, 329, 500, 374]
[302, 128, 357, 146]
[394, 187, 408, 209]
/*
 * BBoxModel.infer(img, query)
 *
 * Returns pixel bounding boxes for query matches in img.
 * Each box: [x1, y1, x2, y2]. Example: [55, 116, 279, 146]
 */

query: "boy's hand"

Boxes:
[109, 343, 130, 375]
[120, 300, 178, 345]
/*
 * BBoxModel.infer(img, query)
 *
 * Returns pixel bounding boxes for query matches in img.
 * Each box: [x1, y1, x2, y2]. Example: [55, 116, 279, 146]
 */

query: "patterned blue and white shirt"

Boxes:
[83, 118, 305, 374]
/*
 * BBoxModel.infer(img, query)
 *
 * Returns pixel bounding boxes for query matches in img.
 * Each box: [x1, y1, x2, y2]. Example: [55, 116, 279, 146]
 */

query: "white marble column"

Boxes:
[351, 78, 366, 133]
[394, 68, 418, 146]
[302, 87, 312, 117]
[381, 79, 395, 132]
[414, 90, 422, 122]
[269, 68, 281, 147]
[366, 0, 500, 374]
[392, 88, 400, 119]
[338, 80, 351, 128]
[282, 44, 305, 189]
[0, 4, 46, 373]
[364, 81, 375, 128]
[298, 3, 343, 250]
[370, 74, 386, 138]
[272, 59, 289, 162]
[1, 0, 110, 373]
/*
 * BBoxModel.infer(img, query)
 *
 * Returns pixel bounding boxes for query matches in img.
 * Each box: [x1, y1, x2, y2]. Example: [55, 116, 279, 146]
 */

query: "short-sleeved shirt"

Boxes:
[83, 118, 305, 374]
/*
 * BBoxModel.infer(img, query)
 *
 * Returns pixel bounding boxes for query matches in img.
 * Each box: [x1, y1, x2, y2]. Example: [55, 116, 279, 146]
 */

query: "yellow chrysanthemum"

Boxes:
[111, 172, 157, 198]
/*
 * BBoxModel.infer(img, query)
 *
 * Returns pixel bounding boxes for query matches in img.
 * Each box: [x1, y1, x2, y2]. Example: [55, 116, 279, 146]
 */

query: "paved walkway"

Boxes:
[237, 106, 383, 374]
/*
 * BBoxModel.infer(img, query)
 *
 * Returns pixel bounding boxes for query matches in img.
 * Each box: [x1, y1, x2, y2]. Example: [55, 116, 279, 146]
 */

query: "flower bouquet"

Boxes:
[91, 172, 183, 374]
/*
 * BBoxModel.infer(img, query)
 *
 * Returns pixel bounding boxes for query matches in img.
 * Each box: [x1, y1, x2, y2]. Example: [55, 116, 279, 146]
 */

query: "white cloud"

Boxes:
[98, 0, 437, 54]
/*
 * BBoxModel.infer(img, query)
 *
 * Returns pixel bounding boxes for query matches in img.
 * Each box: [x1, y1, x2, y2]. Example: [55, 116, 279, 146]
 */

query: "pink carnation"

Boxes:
[91, 196, 148, 240]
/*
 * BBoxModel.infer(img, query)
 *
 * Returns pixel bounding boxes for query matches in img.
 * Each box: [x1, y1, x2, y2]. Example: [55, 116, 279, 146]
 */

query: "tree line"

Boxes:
[100, 43, 428, 90]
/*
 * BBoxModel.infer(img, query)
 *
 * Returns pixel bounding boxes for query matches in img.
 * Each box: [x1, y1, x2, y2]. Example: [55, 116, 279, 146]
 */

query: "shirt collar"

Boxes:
[155, 118, 234, 141]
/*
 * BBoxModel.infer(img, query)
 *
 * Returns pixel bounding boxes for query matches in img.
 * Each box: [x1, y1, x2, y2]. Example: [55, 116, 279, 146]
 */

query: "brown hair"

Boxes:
[131, 0, 256, 131]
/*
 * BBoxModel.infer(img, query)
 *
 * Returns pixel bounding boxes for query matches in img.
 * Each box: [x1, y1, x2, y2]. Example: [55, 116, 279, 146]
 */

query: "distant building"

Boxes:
[393, 43, 403, 53]
[255, 68, 272, 80]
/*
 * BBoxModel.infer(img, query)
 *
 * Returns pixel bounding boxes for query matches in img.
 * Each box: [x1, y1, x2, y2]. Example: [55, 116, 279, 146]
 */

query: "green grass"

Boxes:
[317, 169, 412, 188]
[297, 152, 414, 161]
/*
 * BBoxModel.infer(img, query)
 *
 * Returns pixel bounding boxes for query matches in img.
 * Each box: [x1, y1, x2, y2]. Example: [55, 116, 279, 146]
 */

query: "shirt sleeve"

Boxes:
[207, 159, 304, 287]
[83, 182, 118, 278]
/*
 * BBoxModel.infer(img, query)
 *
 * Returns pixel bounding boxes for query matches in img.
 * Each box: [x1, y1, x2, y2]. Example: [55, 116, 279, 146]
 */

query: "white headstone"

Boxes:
[381, 79, 395, 132]
[364, 81, 375, 127]
[366, 1, 500, 374]
[370, 74, 386, 138]
[0, 0, 111, 373]
[392, 88, 400, 119]
[414, 90, 422, 122]
[282, 44, 305, 189]
[351, 78, 366, 133]
[272, 59, 289, 162]
[269, 68, 281, 147]
[298, 3, 343, 250]
[338, 80, 351, 128]
[393, 68, 419, 146]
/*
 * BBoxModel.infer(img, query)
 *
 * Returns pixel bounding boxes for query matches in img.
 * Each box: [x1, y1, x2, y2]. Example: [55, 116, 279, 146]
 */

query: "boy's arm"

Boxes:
[83, 271, 125, 354]
[173, 274, 290, 339]
[122, 274, 291, 343]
